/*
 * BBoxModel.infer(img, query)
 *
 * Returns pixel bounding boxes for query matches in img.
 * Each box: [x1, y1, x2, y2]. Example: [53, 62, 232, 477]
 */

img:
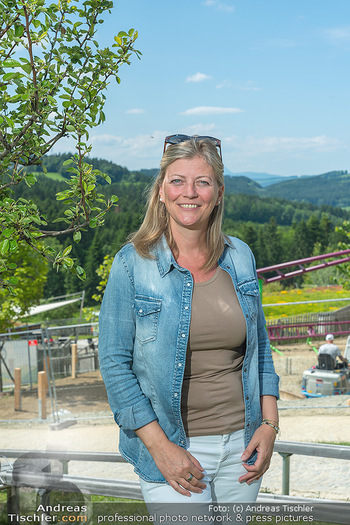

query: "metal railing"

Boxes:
[274, 441, 350, 495]
[267, 318, 350, 342]
[1, 441, 350, 524]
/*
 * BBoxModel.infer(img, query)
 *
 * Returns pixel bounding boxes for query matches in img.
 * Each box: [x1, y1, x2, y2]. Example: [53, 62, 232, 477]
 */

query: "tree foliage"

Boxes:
[0, 243, 48, 332]
[0, 0, 140, 293]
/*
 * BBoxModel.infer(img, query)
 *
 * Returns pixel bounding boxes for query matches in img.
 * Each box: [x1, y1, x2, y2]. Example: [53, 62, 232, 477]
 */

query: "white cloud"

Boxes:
[216, 80, 232, 89]
[324, 25, 350, 44]
[181, 106, 243, 116]
[203, 0, 234, 13]
[52, 132, 344, 173]
[186, 72, 212, 83]
[89, 134, 123, 145]
[234, 81, 261, 92]
[125, 108, 146, 114]
[184, 123, 217, 134]
[84, 131, 168, 169]
[225, 135, 340, 155]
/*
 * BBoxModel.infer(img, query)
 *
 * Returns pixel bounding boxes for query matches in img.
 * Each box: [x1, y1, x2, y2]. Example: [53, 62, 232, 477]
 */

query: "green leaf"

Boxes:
[4, 116, 14, 128]
[56, 191, 70, 200]
[15, 25, 25, 38]
[76, 265, 85, 276]
[0, 239, 10, 255]
[2, 228, 15, 238]
[20, 63, 32, 75]
[62, 245, 72, 257]
[73, 230, 81, 242]
[63, 257, 74, 269]
[2, 58, 21, 68]
[3, 72, 23, 81]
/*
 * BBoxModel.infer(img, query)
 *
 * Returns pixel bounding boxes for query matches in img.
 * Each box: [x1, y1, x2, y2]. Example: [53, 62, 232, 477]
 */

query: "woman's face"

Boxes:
[159, 156, 224, 234]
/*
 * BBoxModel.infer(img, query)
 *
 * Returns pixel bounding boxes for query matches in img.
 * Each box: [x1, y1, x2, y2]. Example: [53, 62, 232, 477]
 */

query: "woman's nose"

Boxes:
[184, 182, 198, 198]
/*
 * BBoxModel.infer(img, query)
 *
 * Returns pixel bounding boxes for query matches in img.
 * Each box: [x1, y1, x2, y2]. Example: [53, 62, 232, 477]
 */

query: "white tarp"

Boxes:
[21, 298, 81, 317]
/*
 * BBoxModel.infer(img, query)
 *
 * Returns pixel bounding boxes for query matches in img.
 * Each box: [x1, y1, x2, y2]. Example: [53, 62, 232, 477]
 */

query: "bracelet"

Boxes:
[262, 418, 279, 427]
[261, 420, 279, 434]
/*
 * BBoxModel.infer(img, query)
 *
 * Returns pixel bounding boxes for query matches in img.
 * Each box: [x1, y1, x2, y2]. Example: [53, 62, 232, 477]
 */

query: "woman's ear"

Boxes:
[217, 184, 224, 204]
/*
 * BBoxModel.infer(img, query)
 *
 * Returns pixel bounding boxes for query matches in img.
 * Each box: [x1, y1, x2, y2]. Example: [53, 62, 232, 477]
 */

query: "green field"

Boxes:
[262, 285, 350, 320]
[31, 171, 66, 181]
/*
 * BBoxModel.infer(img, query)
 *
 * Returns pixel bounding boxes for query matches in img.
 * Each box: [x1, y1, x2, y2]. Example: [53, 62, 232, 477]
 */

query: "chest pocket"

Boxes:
[134, 296, 162, 344]
[238, 279, 260, 320]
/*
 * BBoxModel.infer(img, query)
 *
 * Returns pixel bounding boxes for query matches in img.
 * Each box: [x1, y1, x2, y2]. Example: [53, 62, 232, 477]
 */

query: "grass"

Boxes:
[30, 170, 66, 181]
[262, 285, 350, 320]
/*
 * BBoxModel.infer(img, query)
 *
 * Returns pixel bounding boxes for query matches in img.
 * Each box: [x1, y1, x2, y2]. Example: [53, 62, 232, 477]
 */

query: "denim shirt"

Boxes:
[99, 236, 279, 482]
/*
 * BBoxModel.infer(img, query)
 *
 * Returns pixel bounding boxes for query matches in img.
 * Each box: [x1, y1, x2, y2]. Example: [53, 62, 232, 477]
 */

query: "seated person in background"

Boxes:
[318, 334, 348, 369]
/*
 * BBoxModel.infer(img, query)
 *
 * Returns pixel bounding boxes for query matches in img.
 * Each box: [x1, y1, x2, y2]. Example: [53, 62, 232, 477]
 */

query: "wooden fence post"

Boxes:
[38, 370, 47, 420]
[14, 368, 21, 411]
[71, 343, 77, 379]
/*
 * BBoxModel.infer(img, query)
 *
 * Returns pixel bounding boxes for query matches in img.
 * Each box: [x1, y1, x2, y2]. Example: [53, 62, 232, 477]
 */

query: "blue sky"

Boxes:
[53, 0, 350, 177]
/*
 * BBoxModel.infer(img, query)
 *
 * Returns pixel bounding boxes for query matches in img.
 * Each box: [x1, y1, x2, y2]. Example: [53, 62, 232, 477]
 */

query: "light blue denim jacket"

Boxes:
[99, 236, 279, 482]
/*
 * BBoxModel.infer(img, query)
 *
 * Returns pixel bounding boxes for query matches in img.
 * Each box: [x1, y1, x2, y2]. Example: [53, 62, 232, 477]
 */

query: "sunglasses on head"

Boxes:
[163, 134, 222, 160]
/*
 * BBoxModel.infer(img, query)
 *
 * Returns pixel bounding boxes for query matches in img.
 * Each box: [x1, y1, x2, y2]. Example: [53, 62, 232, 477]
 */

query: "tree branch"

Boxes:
[0, 13, 20, 39]
[37, 220, 90, 238]
[23, 5, 39, 112]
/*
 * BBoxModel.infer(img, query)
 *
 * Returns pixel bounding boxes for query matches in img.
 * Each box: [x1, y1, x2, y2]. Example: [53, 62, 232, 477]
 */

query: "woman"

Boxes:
[99, 135, 279, 507]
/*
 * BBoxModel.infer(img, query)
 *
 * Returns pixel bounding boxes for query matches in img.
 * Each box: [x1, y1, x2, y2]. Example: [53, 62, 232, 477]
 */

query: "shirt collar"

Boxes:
[153, 235, 176, 277]
[153, 234, 233, 277]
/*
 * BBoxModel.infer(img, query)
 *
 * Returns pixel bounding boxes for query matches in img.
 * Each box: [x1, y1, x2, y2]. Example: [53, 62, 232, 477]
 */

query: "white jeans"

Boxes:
[140, 429, 261, 505]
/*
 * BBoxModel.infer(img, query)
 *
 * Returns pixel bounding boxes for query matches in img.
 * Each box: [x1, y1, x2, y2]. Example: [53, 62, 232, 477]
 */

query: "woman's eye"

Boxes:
[170, 179, 182, 184]
[197, 180, 210, 186]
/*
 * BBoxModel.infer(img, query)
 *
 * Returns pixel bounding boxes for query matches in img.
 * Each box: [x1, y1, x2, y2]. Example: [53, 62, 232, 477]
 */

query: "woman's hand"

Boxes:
[150, 439, 207, 497]
[136, 420, 206, 497]
[238, 423, 276, 484]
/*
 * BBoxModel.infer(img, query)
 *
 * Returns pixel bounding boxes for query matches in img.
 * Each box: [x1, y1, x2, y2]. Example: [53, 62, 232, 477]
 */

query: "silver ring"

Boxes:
[186, 474, 193, 482]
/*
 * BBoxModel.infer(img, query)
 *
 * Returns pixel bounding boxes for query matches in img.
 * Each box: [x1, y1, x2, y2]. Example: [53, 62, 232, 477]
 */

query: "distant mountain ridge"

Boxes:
[225, 170, 298, 187]
[223, 170, 350, 207]
[267, 170, 350, 207]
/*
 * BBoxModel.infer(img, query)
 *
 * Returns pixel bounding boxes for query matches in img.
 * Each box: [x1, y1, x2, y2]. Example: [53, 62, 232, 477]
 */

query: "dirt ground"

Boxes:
[0, 370, 109, 421]
[0, 337, 349, 420]
[273, 335, 350, 398]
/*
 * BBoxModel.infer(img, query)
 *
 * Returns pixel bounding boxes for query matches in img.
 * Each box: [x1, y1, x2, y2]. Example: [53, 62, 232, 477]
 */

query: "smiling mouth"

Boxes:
[179, 204, 199, 209]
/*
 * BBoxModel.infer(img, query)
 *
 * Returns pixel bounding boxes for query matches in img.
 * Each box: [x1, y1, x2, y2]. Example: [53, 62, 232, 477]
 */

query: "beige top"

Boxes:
[181, 267, 246, 437]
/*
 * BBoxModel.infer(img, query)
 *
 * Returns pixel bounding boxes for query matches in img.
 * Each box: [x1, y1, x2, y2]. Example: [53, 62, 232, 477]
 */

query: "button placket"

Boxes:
[173, 273, 192, 446]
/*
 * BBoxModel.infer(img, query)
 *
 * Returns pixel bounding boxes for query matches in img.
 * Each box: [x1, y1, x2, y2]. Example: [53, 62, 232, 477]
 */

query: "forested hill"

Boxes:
[26, 153, 150, 184]
[226, 170, 350, 207]
[32, 156, 349, 207]
[266, 171, 350, 207]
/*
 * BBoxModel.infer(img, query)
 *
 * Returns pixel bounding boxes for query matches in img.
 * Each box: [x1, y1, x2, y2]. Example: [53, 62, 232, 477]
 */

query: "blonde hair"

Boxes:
[129, 138, 226, 271]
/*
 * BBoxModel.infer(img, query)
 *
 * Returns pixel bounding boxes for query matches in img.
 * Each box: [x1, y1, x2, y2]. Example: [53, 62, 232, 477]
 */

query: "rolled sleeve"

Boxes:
[115, 398, 157, 430]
